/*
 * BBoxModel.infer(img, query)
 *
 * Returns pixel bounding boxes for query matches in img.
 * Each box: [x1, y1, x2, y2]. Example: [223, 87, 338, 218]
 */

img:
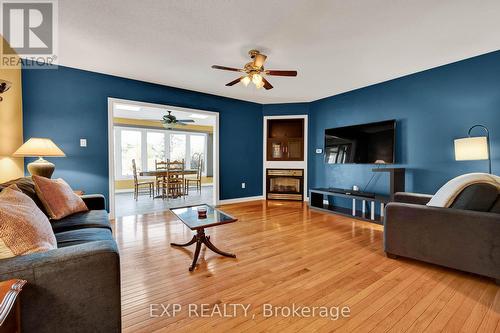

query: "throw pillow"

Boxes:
[32, 175, 88, 220]
[0, 177, 48, 215]
[450, 183, 499, 212]
[490, 196, 500, 214]
[0, 184, 57, 259]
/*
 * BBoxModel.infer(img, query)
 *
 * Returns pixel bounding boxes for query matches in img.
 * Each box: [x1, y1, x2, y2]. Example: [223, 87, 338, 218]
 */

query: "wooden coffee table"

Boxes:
[170, 204, 237, 271]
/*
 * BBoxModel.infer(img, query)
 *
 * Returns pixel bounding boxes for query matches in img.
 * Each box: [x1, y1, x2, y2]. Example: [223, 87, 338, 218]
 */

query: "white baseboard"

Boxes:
[218, 195, 264, 205]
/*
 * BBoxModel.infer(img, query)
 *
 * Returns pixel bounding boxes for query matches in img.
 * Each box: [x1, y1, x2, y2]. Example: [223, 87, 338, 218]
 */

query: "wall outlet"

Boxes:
[80, 139, 87, 147]
[316, 148, 323, 154]
[241, 182, 246, 189]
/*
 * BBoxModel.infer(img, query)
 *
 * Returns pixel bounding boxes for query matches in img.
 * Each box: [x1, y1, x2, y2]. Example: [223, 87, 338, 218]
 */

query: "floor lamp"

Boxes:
[454, 124, 491, 174]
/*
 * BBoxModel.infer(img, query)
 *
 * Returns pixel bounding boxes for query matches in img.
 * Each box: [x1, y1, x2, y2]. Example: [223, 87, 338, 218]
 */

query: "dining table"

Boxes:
[139, 169, 198, 199]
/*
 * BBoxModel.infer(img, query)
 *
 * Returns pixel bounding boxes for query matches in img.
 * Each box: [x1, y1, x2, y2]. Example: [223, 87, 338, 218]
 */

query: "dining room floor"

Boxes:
[115, 185, 213, 217]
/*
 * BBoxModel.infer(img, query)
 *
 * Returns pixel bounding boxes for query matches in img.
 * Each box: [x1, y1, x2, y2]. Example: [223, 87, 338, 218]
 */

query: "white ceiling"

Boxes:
[113, 103, 215, 126]
[58, 0, 500, 104]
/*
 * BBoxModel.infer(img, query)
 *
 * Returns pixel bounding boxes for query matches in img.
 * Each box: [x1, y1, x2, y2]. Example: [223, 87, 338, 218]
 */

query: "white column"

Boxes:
[362, 200, 366, 214]
[370, 201, 375, 220]
[380, 202, 385, 218]
[352, 199, 356, 216]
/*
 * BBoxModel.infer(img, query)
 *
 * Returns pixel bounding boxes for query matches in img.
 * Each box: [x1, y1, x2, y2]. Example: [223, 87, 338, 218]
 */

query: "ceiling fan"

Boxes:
[211, 50, 297, 90]
[162, 111, 195, 128]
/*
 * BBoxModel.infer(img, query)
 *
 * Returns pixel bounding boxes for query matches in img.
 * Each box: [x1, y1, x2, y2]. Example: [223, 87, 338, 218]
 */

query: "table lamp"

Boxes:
[454, 125, 491, 174]
[13, 138, 66, 178]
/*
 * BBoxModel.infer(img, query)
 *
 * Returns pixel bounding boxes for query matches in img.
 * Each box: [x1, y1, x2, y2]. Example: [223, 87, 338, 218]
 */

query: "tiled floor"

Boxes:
[115, 185, 213, 217]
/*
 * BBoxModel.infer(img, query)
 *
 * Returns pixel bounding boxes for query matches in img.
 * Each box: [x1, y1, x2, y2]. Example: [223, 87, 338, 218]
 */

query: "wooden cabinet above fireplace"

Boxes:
[266, 119, 304, 161]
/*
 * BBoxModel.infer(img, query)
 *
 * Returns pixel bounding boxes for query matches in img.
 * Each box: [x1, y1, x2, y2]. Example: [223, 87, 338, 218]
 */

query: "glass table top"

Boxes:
[170, 204, 237, 230]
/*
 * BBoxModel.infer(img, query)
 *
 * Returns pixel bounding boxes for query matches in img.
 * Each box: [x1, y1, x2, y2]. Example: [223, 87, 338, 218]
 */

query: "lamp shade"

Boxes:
[454, 136, 489, 161]
[13, 138, 66, 157]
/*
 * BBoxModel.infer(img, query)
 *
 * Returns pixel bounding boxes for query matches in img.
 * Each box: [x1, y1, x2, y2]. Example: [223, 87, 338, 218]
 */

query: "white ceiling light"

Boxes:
[115, 103, 141, 111]
[240, 76, 251, 86]
[189, 113, 209, 119]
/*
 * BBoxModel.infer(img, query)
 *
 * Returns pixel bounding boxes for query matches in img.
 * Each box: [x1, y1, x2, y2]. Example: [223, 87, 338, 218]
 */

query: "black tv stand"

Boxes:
[327, 187, 376, 198]
[309, 168, 405, 224]
[309, 188, 389, 224]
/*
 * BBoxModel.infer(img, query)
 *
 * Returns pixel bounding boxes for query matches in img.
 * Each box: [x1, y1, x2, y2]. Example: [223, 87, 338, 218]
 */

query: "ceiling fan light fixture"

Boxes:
[211, 50, 297, 91]
[241, 76, 251, 86]
[252, 73, 263, 85]
[255, 80, 265, 89]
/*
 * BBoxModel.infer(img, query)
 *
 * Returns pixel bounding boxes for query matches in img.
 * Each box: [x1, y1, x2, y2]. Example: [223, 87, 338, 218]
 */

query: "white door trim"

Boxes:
[262, 114, 308, 201]
[107, 97, 220, 219]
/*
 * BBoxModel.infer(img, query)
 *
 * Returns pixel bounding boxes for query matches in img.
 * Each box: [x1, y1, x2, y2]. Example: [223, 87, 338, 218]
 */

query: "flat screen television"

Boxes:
[324, 120, 396, 164]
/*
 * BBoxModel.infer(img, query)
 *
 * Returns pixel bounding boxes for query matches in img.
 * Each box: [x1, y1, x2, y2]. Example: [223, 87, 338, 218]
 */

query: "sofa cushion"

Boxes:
[0, 185, 57, 258]
[32, 175, 88, 220]
[450, 183, 499, 212]
[55, 228, 113, 248]
[51, 210, 112, 233]
[0, 177, 48, 215]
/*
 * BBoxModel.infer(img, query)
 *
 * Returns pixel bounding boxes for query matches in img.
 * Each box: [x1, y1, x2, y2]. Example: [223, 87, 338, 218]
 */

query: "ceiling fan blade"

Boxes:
[262, 77, 273, 90]
[177, 119, 195, 123]
[211, 65, 243, 72]
[225, 77, 244, 86]
[253, 54, 267, 68]
[265, 70, 298, 77]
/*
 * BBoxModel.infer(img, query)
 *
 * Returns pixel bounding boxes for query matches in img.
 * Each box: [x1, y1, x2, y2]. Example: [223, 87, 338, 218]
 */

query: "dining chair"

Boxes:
[163, 159, 185, 199]
[155, 160, 168, 196]
[132, 159, 154, 200]
[185, 157, 203, 194]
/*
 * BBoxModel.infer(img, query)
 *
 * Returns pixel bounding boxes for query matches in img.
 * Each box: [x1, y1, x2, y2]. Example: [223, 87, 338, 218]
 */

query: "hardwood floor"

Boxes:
[114, 200, 500, 332]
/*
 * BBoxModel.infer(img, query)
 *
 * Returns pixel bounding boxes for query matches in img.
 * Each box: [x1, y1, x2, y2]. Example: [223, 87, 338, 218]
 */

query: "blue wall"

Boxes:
[308, 50, 500, 196]
[22, 65, 263, 205]
[22, 50, 500, 208]
[262, 103, 310, 116]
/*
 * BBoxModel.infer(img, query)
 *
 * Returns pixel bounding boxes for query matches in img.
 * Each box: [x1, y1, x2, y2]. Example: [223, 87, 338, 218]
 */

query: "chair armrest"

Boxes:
[384, 203, 500, 280]
[0, 241, 121, 333]
[393, 192, 433, 205]
[81, 194, 106, 210]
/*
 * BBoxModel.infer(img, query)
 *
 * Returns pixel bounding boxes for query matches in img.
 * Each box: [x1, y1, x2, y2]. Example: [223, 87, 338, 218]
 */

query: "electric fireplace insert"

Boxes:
[266, 169, 304, 201]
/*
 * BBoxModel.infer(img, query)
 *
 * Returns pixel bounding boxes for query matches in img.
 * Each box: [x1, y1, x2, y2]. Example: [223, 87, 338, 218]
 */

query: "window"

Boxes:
[190, 135, 205, 171]
[114, 127, 208, 179]
[170, 134, 186, 161]
[147, 132, 166, 171]
[120, 130, 141, 176]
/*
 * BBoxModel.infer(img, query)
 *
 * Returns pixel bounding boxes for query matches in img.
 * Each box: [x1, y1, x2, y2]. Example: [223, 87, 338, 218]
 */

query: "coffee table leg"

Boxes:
[171, 228, 236, 271]
[170, 235, 196, 247]
[204, 235, 236, 258]
[189, 238, 202, 271]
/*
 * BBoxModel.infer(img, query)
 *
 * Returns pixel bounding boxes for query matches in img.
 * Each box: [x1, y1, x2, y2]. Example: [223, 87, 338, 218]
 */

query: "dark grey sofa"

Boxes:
[0, 178, 121, 333]
[384, 184, 500, 284]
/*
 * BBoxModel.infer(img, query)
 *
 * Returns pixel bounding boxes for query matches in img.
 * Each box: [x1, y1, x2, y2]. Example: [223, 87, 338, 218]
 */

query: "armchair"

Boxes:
[384, 191, 500, 284]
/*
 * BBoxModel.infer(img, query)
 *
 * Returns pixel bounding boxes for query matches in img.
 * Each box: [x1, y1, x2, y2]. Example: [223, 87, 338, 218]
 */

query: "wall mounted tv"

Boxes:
[324, 120, 396, 164]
